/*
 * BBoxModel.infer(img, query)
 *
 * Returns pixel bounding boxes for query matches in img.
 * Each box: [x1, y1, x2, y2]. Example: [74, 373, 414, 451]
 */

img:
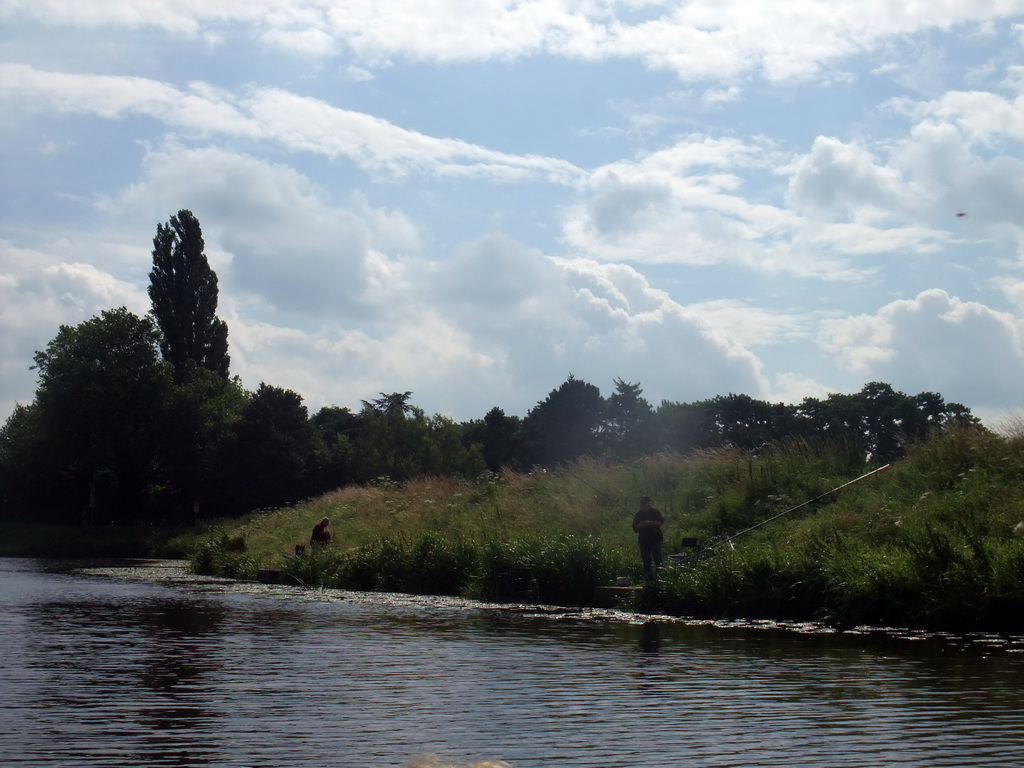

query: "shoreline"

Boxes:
[63, 557, 1024, 654]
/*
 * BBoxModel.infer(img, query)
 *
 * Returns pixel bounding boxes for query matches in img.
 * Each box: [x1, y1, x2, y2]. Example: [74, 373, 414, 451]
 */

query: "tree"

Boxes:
[362, 391, 414, 418]
[601, 378, 654, 457]
[0, 403, 45, 520]
[520, 375, 605, 466]
[422, 414, 486, 478]
[157, 369, 247, 521]
[20, 308, 172, 522]
[149, 210, 230, 380]
[707, 393, 801, 451]
[795, 382, 981, 462]
[230, 383, 320, 511]
[478, 407, 522, 471]
[652, 399, 720, 454]
[355, 393, 425, 481]
[311, 406, 362, 489]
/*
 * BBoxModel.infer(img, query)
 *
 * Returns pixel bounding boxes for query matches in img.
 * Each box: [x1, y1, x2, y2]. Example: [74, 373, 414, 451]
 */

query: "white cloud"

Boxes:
[0, 239, 150, 418]
[702, 85, 743, 106]
[783, 84, 1024, 257]
[5, 1, 1020, 83]
[2, 129, 769, 419]
[788, 136, 914, 222]
[4, 3, 1024, 430]
[341, 65, 374, 83]
[416, 236, 767, 412]
[0, 63, 254, 135]
[566, 84, 1024, 276]
[883, 92, 1024, 248]
[561, 135, 874, 278]
[0, 220, 770, 421]
[783, 133, 971, 256]
[888, 89, 1024, 145]
[994, 275, 1024, 309]
[202, 233, 771, 418]
[766, 371, 835, 407]
[687, 299, 822, 348]
[260, 27, 337, 57]
[0, 64, 585, 185]
[119, 143, 423, 318]
[226, 310, 507, 418]
[243, 87, 585, 182]
[822, 288, 1024, 411]
[0, 0, 210, 35]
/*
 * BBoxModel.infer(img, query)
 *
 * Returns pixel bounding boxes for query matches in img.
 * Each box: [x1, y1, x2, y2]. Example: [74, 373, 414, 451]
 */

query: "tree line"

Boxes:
[0, 211, 979, 525]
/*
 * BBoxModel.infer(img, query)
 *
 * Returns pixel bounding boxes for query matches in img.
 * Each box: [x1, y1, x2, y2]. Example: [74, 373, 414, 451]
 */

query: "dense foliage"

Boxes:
[4, 308, 172, 522]
[0, 212, 980, 525]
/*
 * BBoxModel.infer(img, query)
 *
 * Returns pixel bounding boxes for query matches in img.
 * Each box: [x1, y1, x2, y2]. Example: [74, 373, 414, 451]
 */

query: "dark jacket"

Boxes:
[632, 507, 664, 546]
[310, 523, 331, 546]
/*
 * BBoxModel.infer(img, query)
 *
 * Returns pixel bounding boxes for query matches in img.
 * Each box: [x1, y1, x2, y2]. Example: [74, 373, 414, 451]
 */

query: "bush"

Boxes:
[466, 535, 621, 605]
[189, 528, 258, 580]
[402, 532, 477, 595]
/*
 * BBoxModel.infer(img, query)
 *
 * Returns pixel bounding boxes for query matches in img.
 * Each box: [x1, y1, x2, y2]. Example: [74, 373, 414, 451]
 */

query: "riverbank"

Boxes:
[0, 523, 199, 559]
[191, 426, 1024, 633]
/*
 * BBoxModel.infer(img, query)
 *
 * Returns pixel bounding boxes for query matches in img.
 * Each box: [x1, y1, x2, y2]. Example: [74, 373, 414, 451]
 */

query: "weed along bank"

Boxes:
[190, 430, 1024, 635]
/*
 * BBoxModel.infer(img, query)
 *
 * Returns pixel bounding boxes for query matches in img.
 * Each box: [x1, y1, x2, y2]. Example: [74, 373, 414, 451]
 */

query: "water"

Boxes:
[1, 558, 1022, 768]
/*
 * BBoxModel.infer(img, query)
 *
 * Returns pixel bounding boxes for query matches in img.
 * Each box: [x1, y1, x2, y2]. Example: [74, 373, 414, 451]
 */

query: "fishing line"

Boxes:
[704, 463, 891, 551]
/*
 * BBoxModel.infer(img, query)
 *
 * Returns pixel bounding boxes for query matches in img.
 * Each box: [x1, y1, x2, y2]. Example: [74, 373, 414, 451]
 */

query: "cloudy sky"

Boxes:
[3, 2, 1024, 426]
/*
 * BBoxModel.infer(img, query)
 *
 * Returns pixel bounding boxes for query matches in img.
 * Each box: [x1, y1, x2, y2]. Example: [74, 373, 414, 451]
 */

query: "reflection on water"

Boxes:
[1, 558, 1023, 768]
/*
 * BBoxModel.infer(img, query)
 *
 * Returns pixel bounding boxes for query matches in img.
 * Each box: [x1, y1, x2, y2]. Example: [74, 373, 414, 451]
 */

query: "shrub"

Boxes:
[402, 532, 477, 595]
[189, 528, 258, 580]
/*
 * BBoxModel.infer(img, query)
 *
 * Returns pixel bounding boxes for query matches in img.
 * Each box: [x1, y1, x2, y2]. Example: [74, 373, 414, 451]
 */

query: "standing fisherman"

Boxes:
[632, 496, 664, 583]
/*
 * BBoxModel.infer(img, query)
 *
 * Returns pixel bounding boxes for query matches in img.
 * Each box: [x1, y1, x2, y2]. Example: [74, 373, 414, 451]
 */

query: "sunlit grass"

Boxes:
[192, 425, 1024, 632]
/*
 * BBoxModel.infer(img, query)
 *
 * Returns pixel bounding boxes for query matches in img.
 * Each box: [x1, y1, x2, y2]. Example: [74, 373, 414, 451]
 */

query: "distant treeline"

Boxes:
[0, 211, 978, 525]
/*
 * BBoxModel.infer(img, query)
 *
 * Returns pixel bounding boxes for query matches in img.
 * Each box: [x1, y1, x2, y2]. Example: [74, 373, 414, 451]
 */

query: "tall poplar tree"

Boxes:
[148, 210, 230, 379]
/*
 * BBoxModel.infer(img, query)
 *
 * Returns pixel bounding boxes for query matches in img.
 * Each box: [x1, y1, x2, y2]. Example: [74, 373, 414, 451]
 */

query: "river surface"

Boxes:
[1, 558, 1023, 768]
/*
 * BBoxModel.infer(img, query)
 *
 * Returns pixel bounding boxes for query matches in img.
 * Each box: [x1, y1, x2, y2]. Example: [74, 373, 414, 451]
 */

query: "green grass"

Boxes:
[189, 426, 1024, 632]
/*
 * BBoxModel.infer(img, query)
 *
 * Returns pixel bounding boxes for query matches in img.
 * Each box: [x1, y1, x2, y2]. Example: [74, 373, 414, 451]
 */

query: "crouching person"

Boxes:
[310, 517, 332, 547]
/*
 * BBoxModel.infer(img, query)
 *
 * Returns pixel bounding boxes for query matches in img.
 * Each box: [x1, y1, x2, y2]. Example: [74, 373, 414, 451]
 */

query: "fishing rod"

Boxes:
[563, 459, 891, 557]
[704, 463, 891, 551]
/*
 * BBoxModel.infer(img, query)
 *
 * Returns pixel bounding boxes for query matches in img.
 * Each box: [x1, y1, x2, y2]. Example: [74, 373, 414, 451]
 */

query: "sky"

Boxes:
[2, 1, 1024, 427]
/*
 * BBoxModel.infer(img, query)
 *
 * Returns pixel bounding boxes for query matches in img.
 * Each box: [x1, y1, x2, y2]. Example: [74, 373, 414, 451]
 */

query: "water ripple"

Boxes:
[1, 559, 1023, 768]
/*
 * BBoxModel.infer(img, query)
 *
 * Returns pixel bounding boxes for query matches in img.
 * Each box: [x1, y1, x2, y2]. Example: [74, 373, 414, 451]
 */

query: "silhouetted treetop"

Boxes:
[149, 210, 230, 380]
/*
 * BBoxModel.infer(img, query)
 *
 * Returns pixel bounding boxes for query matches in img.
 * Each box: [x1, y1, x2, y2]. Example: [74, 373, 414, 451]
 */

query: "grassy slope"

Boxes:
[195, 426, 1024, 632]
